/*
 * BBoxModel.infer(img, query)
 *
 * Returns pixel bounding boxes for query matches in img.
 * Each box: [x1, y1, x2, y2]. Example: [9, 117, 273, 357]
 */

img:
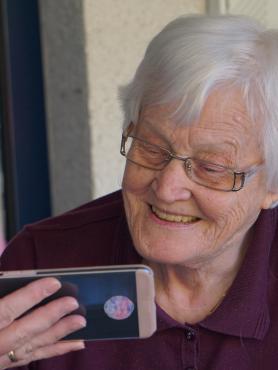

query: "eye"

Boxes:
[203, 165, 222, 173]
[145, 145, 161, 155]
[139, 141, 165, 156]
[198, 161, 226, 174]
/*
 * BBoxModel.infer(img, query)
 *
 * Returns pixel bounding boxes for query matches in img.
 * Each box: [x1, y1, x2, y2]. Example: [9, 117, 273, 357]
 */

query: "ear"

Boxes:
[261, 191, 278, 209]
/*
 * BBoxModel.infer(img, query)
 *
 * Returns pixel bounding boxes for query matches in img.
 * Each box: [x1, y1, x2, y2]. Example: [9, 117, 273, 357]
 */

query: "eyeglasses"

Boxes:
[120, 132, 262, 192]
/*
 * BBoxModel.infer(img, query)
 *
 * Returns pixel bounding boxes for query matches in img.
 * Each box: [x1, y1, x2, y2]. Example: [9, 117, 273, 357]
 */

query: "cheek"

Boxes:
[195, 191, 228, 221]
[193, 191, 242, 238]
[122, 165, 150, 222]
[201, 190, 261, 240]
[122, 164, 153, 195]
[122, 166, 154, 249]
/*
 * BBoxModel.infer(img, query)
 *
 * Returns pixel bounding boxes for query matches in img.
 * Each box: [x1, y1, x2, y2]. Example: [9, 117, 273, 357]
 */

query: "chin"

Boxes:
[131, 230, 202, 266]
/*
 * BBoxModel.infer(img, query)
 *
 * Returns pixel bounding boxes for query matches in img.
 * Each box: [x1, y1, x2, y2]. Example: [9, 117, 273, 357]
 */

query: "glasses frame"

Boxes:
[120, 131, 262, 192]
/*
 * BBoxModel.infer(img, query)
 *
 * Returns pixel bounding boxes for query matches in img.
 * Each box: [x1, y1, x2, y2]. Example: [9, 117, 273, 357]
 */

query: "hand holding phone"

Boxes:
[0, 277, 85, 369]
[0, 265, 157, 341]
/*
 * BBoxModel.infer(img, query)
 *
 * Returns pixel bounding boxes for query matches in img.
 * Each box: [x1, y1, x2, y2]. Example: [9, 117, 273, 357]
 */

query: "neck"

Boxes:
[147, 235, 250, 324]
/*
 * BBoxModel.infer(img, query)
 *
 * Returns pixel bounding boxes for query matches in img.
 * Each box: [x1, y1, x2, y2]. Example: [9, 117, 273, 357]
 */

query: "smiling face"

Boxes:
[122, 89, 275, 269]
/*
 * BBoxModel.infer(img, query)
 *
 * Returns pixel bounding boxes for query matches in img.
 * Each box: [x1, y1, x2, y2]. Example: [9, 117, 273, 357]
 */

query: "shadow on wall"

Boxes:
[39, 0, 93, 215]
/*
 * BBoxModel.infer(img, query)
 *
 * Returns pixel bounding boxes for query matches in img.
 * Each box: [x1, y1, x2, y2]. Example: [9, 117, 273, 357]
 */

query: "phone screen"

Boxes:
[0, 271, 139, 340]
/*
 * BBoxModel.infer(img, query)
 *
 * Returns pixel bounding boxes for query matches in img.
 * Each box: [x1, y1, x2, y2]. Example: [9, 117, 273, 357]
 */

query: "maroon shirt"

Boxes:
[1, 190, 278, 370]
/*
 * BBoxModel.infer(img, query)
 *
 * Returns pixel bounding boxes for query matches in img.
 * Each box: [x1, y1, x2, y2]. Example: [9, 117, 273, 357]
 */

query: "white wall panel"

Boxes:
[84, 0, 205, 199]
[40, 0, 205, 213]
[207, 0, 278, 27]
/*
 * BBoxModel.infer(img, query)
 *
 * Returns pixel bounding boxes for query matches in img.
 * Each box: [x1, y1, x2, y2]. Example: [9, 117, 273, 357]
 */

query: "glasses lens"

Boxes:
[122, 136, 245, 191]
[124, 136, 170, 170]
[186, 158, 236, 191]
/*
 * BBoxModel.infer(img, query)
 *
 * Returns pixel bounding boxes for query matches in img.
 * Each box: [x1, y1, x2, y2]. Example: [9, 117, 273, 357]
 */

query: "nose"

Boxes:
[151, 159, 193, 203]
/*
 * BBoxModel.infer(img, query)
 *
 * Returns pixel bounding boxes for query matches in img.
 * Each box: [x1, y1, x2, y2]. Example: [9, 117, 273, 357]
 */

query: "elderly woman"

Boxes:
[1, 14, 278, 370]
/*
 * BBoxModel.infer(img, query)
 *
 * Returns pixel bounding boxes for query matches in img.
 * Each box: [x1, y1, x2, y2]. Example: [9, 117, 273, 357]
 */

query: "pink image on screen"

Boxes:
[104, 296, 134, 320]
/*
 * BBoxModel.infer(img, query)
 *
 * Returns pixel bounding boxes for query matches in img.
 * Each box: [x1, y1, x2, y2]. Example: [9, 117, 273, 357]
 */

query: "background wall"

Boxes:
[83, 0, 205, 199]
[39, 0, 205, 215]
[39, 0, 92, 215]
[207, 0, 278, 27]
[2, 0, 277, 237]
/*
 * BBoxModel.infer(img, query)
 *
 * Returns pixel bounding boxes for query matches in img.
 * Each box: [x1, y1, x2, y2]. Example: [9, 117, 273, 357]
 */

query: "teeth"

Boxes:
[152, 206, 199, 223]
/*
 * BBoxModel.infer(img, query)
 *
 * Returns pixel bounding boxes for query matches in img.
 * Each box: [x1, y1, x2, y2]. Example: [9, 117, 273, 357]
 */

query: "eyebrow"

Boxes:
[135, 118, 176, 142]
[193, 141, 237, 153]
[137, 119, 238, 152]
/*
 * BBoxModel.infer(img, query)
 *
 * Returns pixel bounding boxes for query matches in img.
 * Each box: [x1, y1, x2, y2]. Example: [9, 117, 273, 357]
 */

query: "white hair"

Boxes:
[119, 15, 278, 193]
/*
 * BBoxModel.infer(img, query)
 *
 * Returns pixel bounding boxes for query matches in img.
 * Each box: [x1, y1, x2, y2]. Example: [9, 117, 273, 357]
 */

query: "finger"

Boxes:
[0, 296, 80, 355]
[14, 314, 86, 361]
[0, 277, 62, 330]
[27, 340, 85, 363]
[0, 340, 85, 369]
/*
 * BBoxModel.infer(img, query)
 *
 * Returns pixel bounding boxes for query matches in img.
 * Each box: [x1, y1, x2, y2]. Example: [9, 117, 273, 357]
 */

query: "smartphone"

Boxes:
[0, 264, 156, 341]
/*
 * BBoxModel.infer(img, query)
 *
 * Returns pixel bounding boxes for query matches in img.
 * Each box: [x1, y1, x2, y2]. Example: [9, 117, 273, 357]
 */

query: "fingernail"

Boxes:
[44, 279, 62, 295]
[71, 318, 87, 332]
[66, 298, 79, 310]
[77, 317, 87, 328]
[74, 341, 86, 350]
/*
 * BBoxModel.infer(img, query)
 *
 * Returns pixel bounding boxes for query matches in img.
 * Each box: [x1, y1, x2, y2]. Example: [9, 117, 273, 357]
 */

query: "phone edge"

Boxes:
[136, 267, 157, 338]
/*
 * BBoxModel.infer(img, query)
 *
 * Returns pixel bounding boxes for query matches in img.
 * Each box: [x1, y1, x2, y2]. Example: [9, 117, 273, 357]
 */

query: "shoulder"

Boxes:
[1, 190, 131, 270]
[27, 190, 125, 231]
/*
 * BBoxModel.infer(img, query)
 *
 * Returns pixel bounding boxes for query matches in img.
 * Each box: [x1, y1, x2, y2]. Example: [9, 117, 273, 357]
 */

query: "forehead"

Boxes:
[138, 88, 263, 162]
[140, 89, 255, 131]
[198, 89, 254, 132]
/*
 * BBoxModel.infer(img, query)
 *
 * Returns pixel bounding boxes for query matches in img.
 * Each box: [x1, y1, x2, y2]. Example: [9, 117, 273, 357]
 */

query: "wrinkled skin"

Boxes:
[0, 278, 85, 369]
[122, 89, 278, 322]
